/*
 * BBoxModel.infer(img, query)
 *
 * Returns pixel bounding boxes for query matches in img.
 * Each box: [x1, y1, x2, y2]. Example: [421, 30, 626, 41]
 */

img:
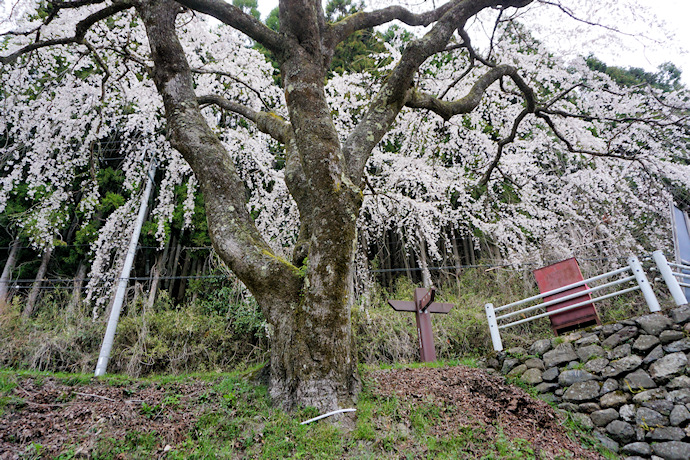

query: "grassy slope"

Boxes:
[0, 365, 613, 459]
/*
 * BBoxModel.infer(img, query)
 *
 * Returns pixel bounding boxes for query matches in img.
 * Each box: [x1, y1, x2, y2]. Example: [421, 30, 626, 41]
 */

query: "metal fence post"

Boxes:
[652, 250, 688, 306]
[485, 303, 503, 352]
[628, 255, 661, 313]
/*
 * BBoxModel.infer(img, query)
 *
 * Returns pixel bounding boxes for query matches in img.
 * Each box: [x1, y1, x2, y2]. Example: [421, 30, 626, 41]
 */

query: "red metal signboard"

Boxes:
[533, 258, 601, 335]
[388, 288, 453, 362]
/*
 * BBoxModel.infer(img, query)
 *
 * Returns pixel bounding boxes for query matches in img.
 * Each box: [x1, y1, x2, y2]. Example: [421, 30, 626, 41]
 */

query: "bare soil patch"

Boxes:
[0, 377, 208, 458]
[370, 366, 603, 459]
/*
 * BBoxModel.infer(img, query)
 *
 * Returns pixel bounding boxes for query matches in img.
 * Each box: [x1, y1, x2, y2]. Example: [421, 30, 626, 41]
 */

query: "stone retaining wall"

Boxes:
[486, 304, 690, 460]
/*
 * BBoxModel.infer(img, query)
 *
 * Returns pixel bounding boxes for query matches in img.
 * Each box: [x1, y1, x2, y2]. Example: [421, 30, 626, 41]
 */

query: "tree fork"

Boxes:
[137, 0, 360, 411]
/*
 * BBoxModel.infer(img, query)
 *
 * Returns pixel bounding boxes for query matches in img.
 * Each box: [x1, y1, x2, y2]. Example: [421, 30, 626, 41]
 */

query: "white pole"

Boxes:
[485, 303, 503, 351]
[670, 199, 681, 263]
[652, 250, 688, 306]
[628, 255, 660, 313]
[95, 160, 156, 377]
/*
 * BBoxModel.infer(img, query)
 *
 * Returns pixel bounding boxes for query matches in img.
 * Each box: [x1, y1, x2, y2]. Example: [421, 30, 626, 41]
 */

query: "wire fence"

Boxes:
[0, 253, 652, 290]
[369, 256, 634, 273]
[2, 274, 228, 290]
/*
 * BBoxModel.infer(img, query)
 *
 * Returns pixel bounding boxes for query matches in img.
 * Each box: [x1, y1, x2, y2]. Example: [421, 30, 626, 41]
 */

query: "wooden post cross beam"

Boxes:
[388, 287, 454, 362]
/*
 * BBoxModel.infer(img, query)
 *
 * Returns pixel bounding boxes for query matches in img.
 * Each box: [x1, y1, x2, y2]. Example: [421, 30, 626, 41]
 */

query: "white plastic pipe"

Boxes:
[485, 303, 503, 352]
[628, 255, 660, 313]
[669, 262, 690, 270]
[300, 408, 356, 425]
[95, 160, 156, 377]
[653, 250, 688, 306]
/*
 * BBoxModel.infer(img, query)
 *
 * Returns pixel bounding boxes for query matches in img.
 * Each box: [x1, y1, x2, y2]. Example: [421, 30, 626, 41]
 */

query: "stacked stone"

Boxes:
[487, 305, 690, 460]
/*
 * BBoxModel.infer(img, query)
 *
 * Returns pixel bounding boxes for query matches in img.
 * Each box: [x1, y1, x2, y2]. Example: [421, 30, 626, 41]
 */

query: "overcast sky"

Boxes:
[615, 0, 689, 83]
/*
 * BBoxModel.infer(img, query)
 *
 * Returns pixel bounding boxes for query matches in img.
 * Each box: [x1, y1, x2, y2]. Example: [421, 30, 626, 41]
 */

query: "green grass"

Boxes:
[0, 372, 22, 416]
[367, 356, 480, 372]
[94, 431, 161, 459]
[0, 373, 18, 393]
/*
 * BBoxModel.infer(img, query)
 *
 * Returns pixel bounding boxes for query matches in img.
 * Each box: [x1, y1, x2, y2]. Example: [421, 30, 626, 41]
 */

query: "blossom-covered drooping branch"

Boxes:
[0, 1, 133, 64]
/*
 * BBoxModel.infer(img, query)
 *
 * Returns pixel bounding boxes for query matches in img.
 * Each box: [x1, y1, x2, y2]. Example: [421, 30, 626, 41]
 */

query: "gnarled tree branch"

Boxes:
[403, 63, 539, 188]
[328, 2, 455, 46]
[174, 0, 284, 54]
[344, 0, 507, 185]
[540, 107, 689, 128]
[478, 107, 531, 187]
[197, 93, 310, 264]
[137, 0, 301, 307]
[197, 94, 292, 144]
[1, 0, 108, 36]
[536, 111, 633, 160]
[192, 68, 270, 110]
[406, 64, 535, 120]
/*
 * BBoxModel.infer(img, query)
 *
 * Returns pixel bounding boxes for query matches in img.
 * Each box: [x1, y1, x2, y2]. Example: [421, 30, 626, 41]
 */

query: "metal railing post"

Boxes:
[652, 250, 688, 306]
[485, 303, 503, 352]
[628, 255, 660, 313]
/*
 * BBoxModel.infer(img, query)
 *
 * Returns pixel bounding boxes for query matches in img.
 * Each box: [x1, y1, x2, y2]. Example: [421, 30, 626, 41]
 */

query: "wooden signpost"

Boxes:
[388, 287, 453, 362]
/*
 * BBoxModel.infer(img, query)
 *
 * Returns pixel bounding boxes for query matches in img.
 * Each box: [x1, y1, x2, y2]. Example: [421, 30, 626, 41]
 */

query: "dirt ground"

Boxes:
[0, 377, 207, 458]
[370, 366, 603, 459]
[0, 366, 603, 459]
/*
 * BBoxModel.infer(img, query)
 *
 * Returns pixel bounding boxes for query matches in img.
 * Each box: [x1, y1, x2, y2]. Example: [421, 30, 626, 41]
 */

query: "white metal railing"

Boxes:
[652, 250, 690, 306]
[485, 255, 660, 352]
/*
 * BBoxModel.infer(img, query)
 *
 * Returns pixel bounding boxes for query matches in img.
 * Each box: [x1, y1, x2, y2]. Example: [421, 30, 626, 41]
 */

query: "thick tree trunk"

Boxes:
[23, 246, 53, 318]
[273, 32, 363, 410]
[138, 0, 362, 411]
[0, 237, 20, 313]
